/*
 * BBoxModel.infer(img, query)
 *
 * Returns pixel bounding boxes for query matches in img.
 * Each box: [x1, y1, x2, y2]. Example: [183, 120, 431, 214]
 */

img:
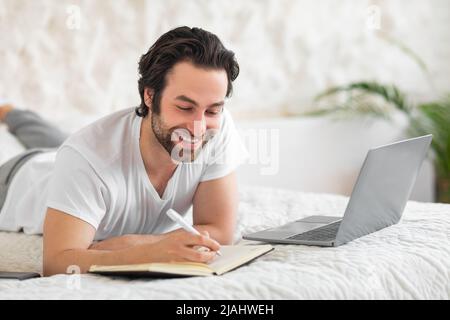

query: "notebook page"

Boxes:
[208, 245, 273, 275]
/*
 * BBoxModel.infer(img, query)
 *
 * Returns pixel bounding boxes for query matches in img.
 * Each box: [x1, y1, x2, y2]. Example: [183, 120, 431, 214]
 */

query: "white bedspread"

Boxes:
[0, 186, 449, 299]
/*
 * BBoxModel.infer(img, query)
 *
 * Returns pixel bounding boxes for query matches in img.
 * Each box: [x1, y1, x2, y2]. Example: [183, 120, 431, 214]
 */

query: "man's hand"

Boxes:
[134, 229, 220, 263]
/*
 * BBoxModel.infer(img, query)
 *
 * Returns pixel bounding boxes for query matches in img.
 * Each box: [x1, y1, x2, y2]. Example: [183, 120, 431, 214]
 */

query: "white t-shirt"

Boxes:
[0, 107, 248, 240]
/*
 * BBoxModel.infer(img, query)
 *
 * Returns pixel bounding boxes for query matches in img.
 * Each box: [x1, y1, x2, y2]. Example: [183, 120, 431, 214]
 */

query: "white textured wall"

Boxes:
[1, 0, 449, 121]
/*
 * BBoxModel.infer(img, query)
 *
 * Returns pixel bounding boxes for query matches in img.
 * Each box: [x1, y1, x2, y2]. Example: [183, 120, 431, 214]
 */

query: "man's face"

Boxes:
[148, 61, 228, 162]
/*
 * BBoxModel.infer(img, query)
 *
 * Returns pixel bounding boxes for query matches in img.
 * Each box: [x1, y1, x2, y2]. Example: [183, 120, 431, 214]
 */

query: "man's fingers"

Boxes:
[180, 246, 217, 263]
[183, 233, 221, 251]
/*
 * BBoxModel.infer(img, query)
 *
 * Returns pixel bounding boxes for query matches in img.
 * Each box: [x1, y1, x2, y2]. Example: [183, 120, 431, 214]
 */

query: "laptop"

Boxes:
[243, 134, 432, 247]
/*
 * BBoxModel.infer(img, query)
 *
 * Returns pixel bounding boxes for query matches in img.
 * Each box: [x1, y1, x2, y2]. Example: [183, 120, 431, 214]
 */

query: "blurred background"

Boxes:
[1, 0, 449, 202]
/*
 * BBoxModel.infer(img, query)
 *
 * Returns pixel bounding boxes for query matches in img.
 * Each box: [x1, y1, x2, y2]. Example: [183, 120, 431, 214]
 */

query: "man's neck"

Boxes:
[139, 116, 178, 178]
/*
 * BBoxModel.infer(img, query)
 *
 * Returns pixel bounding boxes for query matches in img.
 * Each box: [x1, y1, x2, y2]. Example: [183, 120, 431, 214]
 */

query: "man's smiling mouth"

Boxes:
[172, 130, 203, 149]
[180, 135, 201, 144]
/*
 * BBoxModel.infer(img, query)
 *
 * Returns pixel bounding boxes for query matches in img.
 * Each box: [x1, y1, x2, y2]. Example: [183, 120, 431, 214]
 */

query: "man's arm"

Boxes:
[88, 234, 161, 251]
[88, 228, 194, 251]
[43, 208, 221, 276]
[192, 172, 238, 245]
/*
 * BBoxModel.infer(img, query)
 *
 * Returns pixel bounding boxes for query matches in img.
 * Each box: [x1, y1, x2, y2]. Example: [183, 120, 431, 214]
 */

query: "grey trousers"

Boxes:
[0, 110, 69, 209]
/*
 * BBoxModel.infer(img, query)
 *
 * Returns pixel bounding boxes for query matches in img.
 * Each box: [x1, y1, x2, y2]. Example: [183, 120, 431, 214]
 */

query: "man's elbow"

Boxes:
[216, 227, 235, 245]
[223, 231, 235, 245]
[197, 224, 234, 245]
[43, 266, 58, 277]
[43, 254, 69, 277]
[221, 238, 234, 245]
[43, 250, 86, 277]
[43, 258, 61, 277]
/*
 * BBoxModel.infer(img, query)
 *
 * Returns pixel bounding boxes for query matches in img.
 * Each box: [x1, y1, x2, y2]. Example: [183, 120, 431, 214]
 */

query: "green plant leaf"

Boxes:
[314, 81, 411, 116]
[410, 98, 450, 177]
[379, 33, 428, 74]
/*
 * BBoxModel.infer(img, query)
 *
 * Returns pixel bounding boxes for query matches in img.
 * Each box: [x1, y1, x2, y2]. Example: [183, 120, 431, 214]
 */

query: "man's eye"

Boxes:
[177, 106, 193, 111]
[206, 108, 223, 116]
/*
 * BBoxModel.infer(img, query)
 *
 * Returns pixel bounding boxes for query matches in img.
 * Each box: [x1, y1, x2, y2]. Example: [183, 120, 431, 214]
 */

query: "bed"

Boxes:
[0, 185, 449, 299]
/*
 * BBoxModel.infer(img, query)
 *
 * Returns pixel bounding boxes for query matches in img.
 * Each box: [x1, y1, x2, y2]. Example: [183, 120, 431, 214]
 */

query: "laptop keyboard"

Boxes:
[287, 221, 341, 241]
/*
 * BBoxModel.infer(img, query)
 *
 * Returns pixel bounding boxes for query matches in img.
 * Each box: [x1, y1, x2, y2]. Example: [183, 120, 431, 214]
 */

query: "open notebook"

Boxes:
[89, 244, 274, 277]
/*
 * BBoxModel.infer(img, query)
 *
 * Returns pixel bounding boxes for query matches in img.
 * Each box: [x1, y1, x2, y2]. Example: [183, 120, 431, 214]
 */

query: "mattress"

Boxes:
[0, 185, 449, 299]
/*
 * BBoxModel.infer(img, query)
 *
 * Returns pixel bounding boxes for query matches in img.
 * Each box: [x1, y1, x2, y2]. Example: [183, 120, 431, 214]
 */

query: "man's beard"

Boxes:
[150, 113, 212, 163]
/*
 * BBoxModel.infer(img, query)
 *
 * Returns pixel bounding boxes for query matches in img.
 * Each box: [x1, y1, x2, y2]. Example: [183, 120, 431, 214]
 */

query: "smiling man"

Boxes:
[0, 26, 247, 275]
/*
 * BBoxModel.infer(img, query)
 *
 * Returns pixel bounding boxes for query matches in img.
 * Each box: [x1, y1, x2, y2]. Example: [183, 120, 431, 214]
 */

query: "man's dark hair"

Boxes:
[136, 26, 240, 117]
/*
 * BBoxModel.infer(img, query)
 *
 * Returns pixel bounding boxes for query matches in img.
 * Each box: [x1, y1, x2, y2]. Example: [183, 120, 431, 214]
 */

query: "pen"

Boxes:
[166, 209, 222, 256]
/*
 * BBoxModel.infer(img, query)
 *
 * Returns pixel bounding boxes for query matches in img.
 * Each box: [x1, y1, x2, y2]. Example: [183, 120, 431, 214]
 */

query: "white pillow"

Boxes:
[0, 124, 26, 167]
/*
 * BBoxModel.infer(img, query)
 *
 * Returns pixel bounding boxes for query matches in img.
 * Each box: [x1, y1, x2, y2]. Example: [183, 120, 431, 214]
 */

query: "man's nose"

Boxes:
[187, 111, 206, 137]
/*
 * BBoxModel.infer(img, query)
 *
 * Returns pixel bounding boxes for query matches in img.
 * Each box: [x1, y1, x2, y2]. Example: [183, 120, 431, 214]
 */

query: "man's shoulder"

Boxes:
[58, 106, 138, 166]
[65, 106, 135, 142]
[71, 107, 136, 136]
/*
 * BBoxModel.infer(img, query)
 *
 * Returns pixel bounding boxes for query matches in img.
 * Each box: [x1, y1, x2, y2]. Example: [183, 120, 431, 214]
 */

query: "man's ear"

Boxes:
[143, 88, 154, 109]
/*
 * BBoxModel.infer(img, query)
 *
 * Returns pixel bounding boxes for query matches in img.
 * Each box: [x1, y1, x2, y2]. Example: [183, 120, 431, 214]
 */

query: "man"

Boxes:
[0, 26, 247, 276]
